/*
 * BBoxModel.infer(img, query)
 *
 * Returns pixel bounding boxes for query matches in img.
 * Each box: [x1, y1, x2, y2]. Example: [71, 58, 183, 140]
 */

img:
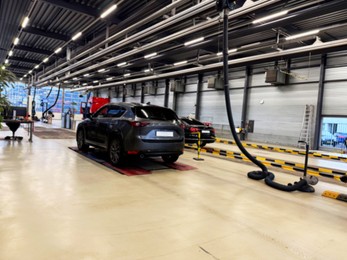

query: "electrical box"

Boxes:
[265, 69, 286, 85]
[170, 80, 185, 93]
[127, 86, 135, 96]
[207, 76, 224, 89]
[144, 85, 156, 95]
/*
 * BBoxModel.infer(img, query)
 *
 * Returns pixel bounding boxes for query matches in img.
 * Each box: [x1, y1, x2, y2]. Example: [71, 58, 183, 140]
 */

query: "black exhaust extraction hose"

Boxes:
[42, 86, 54, 118]
[42, 84, 61, 117]
[219, 3, 313, 192]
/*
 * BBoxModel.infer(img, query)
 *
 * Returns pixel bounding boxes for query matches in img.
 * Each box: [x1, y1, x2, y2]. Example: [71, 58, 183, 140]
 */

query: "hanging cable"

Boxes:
[42, 85, 61, 117]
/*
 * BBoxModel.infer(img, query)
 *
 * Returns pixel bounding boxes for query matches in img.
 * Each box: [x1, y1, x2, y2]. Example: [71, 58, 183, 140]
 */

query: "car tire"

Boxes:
[162, 154, 179, 163]
[77, 129, 89, 151]
[332, 141, 336, 147]
[109, 138, 123, 166]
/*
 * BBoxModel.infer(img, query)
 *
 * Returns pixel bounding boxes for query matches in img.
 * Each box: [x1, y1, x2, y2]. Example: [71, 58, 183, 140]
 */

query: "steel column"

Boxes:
[313, 54, 327, 150]
[141, 83, 145, 103]
[240, 66, 250, 140]
[164, 79, 170, 107]
[195, 73, 203, 120]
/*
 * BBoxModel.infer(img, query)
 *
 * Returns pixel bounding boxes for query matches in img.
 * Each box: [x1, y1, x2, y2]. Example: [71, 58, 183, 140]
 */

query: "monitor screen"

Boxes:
[3, 106, 27, 119]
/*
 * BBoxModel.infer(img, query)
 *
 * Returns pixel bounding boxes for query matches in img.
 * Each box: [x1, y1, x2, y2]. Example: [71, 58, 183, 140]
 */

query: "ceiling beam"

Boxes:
[9, 56, 42, 64]
[39, 0, 98, 17]
[15, 45, 52, 55]
[22, 26, 70, 41]
[8, 65, 33, 71]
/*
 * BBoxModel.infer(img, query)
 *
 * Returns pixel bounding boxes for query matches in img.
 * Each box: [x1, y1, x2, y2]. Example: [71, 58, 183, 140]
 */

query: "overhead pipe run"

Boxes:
[39, 0, 191, 78]
[36, 0, 217, 84]
[36, 0, 281, 86]
[41, 0, 335, 87]
[71, 36, 347, 92]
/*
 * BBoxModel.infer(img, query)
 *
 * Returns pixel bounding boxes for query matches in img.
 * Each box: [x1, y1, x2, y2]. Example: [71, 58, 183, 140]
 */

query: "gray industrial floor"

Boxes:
[0, 123, 346, 259]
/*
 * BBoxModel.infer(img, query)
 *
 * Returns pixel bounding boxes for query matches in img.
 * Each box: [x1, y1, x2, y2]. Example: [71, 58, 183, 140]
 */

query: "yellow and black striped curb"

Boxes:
[215, 138, 347, 163]
[185, 144, 347, 183]
[322, 190, 347, 203]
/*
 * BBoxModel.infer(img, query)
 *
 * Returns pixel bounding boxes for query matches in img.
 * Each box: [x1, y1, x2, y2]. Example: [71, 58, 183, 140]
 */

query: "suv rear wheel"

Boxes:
[162, 154, 179, 163]
[77, 129, 89, 151]
[109, 138, 123, 166]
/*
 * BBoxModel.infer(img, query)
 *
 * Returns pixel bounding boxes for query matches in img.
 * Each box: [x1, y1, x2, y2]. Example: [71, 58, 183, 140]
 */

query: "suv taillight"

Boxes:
[129, 121, 150, 127]
[189, 127, 199, 132]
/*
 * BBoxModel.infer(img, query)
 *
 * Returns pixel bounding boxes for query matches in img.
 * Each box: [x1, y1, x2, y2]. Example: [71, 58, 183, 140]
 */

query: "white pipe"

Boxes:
[70, 38, 347, 92]
[36, 0, 215, 85]
[39, 0, 191, 78]
[37, 0, 281, 86]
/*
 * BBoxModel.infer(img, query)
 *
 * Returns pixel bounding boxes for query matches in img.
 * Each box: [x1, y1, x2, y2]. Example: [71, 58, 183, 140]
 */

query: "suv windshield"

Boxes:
[135, 106, 178, 121]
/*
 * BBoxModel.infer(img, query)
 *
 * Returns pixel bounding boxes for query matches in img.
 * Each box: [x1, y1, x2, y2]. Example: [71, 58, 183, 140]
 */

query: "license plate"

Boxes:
[202, 130, 210, 134]
[156, 131, 174, 137]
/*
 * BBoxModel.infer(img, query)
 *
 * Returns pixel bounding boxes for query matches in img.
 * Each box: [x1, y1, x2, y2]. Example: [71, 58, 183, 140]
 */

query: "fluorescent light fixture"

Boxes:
[106, 77, 114, 81]
[252, 10, 288, 24]
[117, 62, 127, 67]
[93, 80, 99, 83]
[124, 73, 131, 77]
[34, 65, 39, 69]
[98, 68, 106, 73]
[100, 4, 117, 18]
[22, 16, 30, 28]
[24, 74, 27, 77]
[144, 52, 157, 59]
[144, 68, 153, 73]
[43, 57, 49, 63]
[14, 37, 19, 45]
[174, 60, 188, 66]
[1, 66, 5, 70]
[63, 80, 70, 83]
[217, 48, 238, 56]
[71, 32, 82, 41]
[72, 77, 79, 80]
[285, 29, 320, 40]
[54, 47, 62, 54]
[29, 70, 32, 74]
[82, 83, 88, 86]
[83, 73, 90, 77]
[9, 50, 13, 56]
[5, 59, 9, 64]
[184, 37, 204, 46]
[20, 78, 23, 81]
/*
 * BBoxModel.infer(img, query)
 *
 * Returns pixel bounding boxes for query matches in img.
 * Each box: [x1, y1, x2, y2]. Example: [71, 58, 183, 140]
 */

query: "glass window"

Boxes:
[181, 118, 204, 126]
[320, 117, 347, 148]
[135, 106, 178, 121]
[107, 106, 126, 118]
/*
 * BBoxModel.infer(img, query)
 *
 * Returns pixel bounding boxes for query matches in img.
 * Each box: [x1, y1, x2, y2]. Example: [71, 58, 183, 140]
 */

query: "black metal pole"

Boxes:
[164, 79, 170, 107]
[313, 54, 326, 150]
[240, 66, 250, 140]
[195, 73, 203, 120]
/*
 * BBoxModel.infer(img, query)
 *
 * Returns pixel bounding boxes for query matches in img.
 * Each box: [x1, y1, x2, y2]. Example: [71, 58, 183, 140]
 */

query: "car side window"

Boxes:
[107, 106, 126, 118]
[95, 107, 108, 118]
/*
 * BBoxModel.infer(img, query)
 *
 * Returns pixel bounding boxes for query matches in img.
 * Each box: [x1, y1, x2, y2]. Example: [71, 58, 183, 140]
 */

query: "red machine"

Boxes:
[80, 97, 110, 118]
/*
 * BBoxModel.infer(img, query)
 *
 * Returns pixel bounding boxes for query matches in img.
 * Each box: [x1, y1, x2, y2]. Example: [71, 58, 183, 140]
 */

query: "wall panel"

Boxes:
[247, 84, 318, 145]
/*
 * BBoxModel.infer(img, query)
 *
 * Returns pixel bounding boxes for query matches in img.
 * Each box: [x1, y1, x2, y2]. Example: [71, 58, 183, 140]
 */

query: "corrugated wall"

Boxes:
[96, 51, 347, 147]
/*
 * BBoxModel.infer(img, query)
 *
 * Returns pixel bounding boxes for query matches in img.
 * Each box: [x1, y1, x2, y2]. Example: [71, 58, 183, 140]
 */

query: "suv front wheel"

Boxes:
[109, 138, 123, 166]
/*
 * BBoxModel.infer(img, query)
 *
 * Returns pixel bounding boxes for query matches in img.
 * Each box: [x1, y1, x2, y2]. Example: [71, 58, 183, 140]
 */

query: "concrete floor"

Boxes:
[1, 126, 346, 259]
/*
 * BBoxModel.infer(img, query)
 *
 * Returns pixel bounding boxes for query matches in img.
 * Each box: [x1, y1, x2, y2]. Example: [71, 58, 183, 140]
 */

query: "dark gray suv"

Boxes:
[76, 102, 184, 165]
